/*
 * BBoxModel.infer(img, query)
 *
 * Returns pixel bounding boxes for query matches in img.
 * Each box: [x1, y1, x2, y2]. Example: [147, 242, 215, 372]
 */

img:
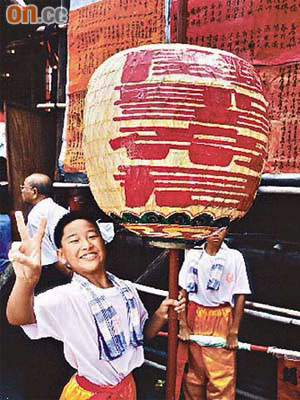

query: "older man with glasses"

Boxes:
[20, 173, 72, 292]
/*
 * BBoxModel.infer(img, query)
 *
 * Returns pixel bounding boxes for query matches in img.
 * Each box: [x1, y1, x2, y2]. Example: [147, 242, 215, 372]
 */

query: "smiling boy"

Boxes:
[7, 211, 184, 399]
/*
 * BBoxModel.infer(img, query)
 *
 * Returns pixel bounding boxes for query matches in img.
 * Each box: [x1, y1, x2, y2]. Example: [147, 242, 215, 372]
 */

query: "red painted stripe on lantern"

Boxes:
[113, 165, 259, 209]
[113, 173, 253, 194]
[154, 183, 249, 193]
[110, 130, 267, 151]
[154, 191, 246, 208]
[119, 103, 204, 110]
[117, 126, 267, 147]
[113, 85, 268, 138]
[116, 164, 261, 178]
[115, 82, 207, 91]
[121, 49, 263, 92]
[110, 129, 265, 171]
[119, 173, 246, 187]
[114, 84, 267, 112]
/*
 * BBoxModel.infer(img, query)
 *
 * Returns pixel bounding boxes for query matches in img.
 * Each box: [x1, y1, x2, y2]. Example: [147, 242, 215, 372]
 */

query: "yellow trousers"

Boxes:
[176, 302, 236, 400]
[59, 373, 136, 400]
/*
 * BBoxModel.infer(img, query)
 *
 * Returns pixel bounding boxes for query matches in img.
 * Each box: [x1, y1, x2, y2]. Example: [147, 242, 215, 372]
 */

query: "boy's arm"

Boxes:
[6, 212, 46, 326]
[144, 295, 185, 341]
[7, 279, 36, 325]
[226, 294, 245, 350]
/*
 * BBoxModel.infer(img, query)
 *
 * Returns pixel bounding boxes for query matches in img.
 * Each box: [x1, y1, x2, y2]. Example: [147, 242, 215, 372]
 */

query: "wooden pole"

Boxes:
[176, 0, 188, 44]
[166, 1, 188, 391]
[166, 248, 180, 400]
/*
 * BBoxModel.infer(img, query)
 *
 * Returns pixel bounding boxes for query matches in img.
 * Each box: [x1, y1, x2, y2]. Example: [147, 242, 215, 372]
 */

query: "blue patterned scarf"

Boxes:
[186, 265, 200, 293]
[186, 244, 227, 293]
[73, 272, 144, 361]
[206, 255, 225, 291]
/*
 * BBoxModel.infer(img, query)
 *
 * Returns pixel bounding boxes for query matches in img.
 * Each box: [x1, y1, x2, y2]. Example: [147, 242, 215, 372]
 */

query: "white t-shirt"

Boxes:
[22, 279, 148, 385]
[27, 198, 68, 265]
[179, 243, 251, 307]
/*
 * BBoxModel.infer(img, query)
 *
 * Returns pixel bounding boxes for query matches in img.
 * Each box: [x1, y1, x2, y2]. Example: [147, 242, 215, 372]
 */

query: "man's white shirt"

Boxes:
[27, 198, 68, 265]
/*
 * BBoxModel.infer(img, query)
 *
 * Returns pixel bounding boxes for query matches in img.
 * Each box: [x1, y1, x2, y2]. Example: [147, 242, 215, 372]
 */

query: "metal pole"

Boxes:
[55, 0, 69, 181]
[258, 186, 300, 194]
[166, 249, 180, 400]
[135, 250, 169, 284]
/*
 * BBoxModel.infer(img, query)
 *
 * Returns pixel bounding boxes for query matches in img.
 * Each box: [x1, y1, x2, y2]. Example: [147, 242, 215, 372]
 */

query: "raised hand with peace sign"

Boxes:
[9, 211, 47, 286]
[7, 211, 47, 325]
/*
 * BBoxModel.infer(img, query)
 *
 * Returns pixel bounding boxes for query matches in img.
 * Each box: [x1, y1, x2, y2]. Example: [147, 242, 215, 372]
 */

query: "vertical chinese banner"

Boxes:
[170, 0, 300, 173]
[63, 0, 166, 175]
[257, 64, 300, 173]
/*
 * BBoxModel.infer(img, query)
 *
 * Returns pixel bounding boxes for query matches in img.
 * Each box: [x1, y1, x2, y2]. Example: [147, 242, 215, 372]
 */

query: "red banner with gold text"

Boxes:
[171, 0, 300, 65]
[63, 0, 166, 173]
[171, 0, 300, 173]
[258, 63, 300, 172]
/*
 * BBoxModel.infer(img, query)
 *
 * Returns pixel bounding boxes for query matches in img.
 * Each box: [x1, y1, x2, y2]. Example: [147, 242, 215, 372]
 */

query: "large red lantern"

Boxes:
[83, 44, 269, 242]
